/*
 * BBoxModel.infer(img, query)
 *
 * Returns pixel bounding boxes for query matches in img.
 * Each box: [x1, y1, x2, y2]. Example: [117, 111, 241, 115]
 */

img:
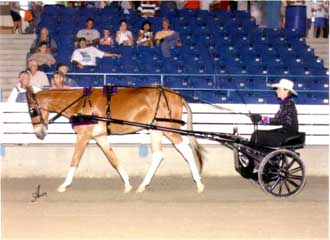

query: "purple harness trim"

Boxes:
[83, 87, 93, 96]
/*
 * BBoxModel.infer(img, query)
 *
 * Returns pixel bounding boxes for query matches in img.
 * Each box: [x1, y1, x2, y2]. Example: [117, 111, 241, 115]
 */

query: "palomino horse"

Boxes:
[26, 86, 205, 193]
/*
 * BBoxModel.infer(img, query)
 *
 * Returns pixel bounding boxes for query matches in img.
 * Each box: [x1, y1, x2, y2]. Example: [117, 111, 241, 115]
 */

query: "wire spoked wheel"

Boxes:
[258, 149, 306, 198]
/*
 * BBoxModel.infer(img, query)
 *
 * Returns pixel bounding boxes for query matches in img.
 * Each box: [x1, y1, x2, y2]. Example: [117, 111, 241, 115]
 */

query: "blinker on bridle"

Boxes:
[28, 92, 45, 126]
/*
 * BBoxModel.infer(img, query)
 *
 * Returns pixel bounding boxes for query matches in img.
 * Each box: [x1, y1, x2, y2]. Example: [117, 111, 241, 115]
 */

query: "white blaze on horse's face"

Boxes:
[33, 123, 47, 140]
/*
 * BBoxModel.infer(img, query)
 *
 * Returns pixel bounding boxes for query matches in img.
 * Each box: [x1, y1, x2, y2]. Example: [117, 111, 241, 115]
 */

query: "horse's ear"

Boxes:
[26, 86, 34, 93]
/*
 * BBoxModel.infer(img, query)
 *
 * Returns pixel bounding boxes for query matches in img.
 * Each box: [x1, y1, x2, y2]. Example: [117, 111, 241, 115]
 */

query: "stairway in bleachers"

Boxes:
[306, 38, 329, 69]
[0, 34, 35, 101]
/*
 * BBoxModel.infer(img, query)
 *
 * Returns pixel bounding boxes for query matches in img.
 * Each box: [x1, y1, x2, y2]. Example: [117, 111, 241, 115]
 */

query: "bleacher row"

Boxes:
[40, 5, 329, 105]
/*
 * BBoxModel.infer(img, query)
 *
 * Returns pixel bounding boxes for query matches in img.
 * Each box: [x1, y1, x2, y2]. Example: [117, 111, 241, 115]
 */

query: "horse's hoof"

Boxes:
[136, 185, 146, 193]
[197, 183, 205, 193]
[57, 184, 68, 193]
[124, 185, 133, 193]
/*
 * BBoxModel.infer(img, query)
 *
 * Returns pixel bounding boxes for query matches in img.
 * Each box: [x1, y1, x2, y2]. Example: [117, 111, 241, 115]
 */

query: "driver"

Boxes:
[250, 78, 298, 147]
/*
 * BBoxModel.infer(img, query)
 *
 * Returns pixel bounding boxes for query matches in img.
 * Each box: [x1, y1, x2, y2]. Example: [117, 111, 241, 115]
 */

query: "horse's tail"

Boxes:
[182, 98, 205, 173]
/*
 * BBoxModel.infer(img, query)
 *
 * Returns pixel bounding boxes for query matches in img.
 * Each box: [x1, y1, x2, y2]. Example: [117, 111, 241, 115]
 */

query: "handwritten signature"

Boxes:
[31, 184, 47, 202]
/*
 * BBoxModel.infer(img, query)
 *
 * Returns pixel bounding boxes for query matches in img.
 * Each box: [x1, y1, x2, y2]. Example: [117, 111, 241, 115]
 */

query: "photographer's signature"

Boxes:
[31, 184, 47, 202]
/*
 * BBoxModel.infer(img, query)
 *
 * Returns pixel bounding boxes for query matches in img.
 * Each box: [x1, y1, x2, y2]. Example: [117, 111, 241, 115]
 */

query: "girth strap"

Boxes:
[103, 85, 117, 134]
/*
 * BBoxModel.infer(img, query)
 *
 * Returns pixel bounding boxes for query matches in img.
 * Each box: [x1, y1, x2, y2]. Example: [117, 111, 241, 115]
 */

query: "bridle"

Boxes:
[27, 91, 46, 127]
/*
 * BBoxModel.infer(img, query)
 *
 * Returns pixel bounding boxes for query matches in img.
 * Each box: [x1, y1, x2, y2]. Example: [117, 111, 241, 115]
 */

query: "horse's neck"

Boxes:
[39, 90, 84, 116]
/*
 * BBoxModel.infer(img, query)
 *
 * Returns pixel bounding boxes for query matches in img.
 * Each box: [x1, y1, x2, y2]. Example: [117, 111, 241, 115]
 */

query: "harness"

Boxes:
[103, 85, 118, 134]
[152, 86, 186, 126]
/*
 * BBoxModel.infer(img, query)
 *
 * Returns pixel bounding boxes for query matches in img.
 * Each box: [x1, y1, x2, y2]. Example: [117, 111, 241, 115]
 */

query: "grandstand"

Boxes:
[33, 4, 329, 105]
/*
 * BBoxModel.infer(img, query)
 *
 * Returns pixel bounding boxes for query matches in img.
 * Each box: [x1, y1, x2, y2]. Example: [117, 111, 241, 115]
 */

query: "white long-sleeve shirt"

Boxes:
[7, 85, 40, 103]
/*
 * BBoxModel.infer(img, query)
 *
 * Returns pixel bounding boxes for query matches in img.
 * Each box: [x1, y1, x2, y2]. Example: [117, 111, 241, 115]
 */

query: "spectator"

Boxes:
[306, 0, 313, 37]
[137, 1, 160, 17]
[115, 20, 134, 46]
[7, 71, 40, 103]
[30, 27, 57, 54]
[184, 0, 200, 10]
[27, 59, 49, 88]
[155, 18, 182, 57]
[312, 1, 328, 38]
[120, 1, 134, 14]
[56, 63, 78, 87]
[25, 2, 43, 34]
[99, 28, 114, 46]
[71, 38, 121, 69]
[210, 0, 230, 10]
[75, 18, 100, 46]
[9, 2, 23, 34]
[28, 41, 56, 72]
[137, 21, 154, 46]
[50, 71, 70, 89]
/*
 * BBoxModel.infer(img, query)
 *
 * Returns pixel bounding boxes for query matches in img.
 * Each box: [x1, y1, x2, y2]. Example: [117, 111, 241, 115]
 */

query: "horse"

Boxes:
[26, 86, 205, 193]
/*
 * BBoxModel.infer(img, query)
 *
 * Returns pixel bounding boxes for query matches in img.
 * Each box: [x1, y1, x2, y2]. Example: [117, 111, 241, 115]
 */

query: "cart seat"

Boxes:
[281, 132, 305, 148]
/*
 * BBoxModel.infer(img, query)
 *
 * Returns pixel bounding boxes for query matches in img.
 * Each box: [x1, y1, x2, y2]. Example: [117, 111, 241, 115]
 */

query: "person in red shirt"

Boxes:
[184, 0, 200, 10]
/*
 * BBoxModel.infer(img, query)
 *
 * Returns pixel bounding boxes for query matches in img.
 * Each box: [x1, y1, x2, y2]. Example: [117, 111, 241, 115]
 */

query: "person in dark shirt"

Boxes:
[250, 79, 299, 147]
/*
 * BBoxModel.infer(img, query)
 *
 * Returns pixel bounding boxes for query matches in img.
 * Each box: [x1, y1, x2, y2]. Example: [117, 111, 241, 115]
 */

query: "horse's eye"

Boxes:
[29, 108, 39, 118]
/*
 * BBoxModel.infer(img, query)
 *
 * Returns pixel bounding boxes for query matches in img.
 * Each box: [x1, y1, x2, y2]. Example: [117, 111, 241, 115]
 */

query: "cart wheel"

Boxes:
[258, 149, 306, 198]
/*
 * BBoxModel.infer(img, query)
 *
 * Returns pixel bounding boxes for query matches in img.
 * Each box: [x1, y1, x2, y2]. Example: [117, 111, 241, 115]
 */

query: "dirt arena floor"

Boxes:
[1, 176, 328, 240]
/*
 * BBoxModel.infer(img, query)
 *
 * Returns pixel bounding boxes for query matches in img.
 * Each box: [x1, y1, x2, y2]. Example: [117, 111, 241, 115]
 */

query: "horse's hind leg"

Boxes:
[57, 134, 89, 192]
[94, 135, 132, 193]
[136, 130, 164, 193]
[165, 132, 204, 193]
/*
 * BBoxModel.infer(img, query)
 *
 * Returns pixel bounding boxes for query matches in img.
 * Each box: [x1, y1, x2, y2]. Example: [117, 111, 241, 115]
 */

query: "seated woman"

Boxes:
[99, 28, 114, 46]
[115, 19, 134, 46]
[137, 21, 154, 47]
[250, 79, 299, 147]
[28, 41, 56, 72]
[56, 63, 78, 87]
[50, 71, 70, 89]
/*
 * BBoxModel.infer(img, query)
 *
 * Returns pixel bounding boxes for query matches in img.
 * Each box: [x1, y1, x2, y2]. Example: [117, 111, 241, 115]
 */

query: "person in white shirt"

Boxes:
[71, 38, 120, 69]
[27, 59, 49, 88]
[75, 18, 100, 46]
[115, 20, 134, 46]
[7, 71, 40, 103]
[312, 1, 328, 38]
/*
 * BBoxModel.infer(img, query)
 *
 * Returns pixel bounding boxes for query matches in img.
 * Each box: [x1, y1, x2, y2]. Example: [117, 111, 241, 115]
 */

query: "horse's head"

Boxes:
[26, 86, 48, 140]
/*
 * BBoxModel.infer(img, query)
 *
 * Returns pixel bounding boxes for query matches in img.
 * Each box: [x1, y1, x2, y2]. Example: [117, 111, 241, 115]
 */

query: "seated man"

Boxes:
[75, 18, 100, 46]
[7, 71, 40, 103]
[27, 59, 49, 88]
[250, 79, 299, 147]
[155, 18, 182, 57]
[71, 38, 120, 69]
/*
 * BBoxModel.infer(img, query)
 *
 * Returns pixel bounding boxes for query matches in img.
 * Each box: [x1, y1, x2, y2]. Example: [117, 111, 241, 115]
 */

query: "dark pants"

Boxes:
[250, 128, 297, 147]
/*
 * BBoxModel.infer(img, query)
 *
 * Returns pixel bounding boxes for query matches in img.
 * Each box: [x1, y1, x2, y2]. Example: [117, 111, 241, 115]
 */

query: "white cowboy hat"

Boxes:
[271, 78, 297, 96]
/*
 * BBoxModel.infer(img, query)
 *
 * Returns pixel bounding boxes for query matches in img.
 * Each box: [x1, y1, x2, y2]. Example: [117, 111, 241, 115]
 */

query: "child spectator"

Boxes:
[115, 20, 134, 46]
[99, 28, 115, 46]
[137, 21, 154, 46]
[137, 1, 160, 17]
[71, 38, 121, 69]
[155, 18, 182, 57]
[50, 71, 70, 89]
[27, 59, 49, 88]
[75, 18, 100, 46]
[28, 41, 56, 72]
[56, 63, 78, 87]
[7, 71, 40, 103]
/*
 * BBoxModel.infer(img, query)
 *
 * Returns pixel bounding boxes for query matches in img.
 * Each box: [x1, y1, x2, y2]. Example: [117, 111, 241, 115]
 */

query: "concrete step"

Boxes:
[0, 65, 26, 72]
[0, 49, 31, 54]
[0, 33, 36, 40]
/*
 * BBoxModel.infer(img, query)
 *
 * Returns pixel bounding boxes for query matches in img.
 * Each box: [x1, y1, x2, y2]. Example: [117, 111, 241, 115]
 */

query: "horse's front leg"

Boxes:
[57, 134, 90, 192]
[94, 135, 132, 193]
